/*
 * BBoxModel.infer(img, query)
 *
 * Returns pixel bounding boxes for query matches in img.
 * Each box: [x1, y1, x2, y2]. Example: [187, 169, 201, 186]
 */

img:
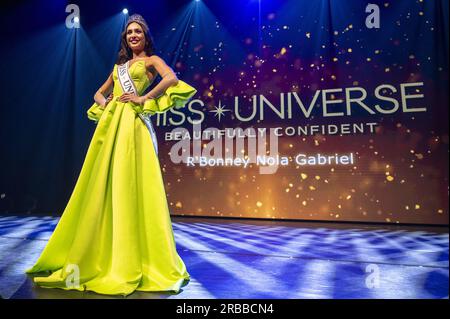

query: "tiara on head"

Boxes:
[126, 14, 149, 31]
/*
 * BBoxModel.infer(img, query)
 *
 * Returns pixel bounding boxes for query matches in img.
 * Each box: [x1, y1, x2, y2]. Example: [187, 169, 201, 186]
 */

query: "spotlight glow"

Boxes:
[74, 16, 80, 23]
[122, 8, 128, 14]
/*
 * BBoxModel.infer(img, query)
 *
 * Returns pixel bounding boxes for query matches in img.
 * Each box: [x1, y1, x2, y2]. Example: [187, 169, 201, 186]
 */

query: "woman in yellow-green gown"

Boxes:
[26, 14, 197, 296]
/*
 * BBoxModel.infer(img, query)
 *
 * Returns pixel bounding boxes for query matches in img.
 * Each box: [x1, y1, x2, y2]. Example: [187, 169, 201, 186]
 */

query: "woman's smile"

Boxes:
[128, 37, 141, 46]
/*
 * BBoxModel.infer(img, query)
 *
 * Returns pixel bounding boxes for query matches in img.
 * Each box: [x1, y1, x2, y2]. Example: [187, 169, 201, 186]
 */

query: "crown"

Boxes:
[126, 14, 149, 31]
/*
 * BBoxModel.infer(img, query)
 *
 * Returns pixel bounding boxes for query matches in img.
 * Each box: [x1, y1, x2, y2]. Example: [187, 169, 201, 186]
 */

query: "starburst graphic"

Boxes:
[209, 100, 230, 122]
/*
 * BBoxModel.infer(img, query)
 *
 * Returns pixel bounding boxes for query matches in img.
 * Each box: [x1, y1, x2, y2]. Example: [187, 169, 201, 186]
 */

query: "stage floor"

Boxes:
[0, 215, 448, 299]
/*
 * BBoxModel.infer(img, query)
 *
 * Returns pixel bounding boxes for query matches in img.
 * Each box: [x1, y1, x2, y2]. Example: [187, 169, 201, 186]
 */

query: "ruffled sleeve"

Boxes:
[86, 80, 197, 122]
[138, 80, 197, 115]
[87, 102, 105, 123]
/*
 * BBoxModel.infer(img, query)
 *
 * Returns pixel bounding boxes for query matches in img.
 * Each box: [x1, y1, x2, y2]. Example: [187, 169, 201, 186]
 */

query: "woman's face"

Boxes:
[126, 22, 145, 52]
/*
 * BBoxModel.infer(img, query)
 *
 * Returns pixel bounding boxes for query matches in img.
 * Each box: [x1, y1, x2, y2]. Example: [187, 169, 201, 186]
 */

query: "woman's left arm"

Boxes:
[119, 55, 179, 104]
[142, 55, 179, 101]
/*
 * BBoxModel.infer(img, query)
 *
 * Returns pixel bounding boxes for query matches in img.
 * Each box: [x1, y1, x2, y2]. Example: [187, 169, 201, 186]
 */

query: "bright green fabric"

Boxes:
[26, 59, 196, 296]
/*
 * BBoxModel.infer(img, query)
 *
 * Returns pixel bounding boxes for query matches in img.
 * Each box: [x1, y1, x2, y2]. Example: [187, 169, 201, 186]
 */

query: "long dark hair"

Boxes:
[116, 15, 156, 65]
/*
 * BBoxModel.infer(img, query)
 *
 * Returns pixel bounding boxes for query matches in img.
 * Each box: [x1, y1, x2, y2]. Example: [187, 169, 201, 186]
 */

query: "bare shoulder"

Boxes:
[144, 55, 176, 79]
[144, 55, 168, 67]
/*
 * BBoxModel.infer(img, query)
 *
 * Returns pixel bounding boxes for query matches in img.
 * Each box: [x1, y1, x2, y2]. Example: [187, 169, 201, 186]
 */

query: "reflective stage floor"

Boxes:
[0, 215, 448, 299]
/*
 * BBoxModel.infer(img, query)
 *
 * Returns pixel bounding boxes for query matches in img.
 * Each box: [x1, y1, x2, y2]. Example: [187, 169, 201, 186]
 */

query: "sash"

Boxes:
[117, 61, 158, 155]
